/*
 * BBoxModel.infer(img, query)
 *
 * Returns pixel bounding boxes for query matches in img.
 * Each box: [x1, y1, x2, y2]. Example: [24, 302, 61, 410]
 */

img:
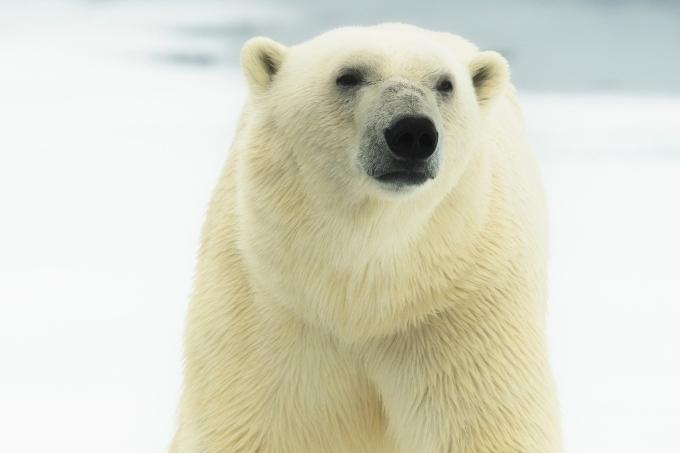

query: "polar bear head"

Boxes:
[239, 23, 509, 210]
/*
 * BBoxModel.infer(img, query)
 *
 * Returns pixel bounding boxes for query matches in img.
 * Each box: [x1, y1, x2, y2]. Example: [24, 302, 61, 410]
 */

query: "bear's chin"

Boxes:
[370, 174, 435, 197]
[375, 171, 430, 186]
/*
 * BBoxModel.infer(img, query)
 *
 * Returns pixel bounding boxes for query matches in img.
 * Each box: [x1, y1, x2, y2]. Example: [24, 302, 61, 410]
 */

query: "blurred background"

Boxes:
[1, 0, 679, 452]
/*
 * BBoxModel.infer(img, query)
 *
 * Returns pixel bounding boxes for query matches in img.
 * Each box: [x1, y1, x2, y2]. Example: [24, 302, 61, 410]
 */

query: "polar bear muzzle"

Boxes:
[375, 115, 438, 185]
[359, 83, 441, 190]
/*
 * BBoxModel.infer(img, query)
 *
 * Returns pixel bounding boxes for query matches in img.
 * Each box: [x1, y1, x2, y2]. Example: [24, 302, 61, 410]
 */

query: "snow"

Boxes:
[0, 1, 679, 452]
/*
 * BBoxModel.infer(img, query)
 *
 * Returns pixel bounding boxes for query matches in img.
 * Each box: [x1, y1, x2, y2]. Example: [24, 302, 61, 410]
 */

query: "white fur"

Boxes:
[172, 23, 562, 453]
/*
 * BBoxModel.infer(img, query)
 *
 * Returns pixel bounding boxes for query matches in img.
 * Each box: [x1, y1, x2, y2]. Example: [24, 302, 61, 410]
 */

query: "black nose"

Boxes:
[384, 116, 438, 162]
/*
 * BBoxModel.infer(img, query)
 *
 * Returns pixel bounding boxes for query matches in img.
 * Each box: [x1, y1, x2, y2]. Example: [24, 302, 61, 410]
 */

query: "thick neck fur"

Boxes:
[233, 103, 525, 344]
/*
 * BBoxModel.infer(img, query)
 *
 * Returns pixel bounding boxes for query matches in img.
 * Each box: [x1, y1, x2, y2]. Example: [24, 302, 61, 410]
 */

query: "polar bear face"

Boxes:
[240, 24, 508, 204]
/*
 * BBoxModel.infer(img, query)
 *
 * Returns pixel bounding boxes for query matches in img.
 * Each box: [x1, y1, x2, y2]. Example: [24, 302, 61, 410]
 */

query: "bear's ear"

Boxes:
[240, 37, 288, 92]
[468, 51, 509, 106]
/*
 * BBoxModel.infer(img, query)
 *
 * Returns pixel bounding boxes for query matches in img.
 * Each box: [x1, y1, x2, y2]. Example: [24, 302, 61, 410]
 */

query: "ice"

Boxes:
[0, 1, 679, 452]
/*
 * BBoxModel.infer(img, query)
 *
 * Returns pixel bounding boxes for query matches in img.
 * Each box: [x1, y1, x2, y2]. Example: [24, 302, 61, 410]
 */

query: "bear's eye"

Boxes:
[336, 72, 363, 88]
[436, 79, 454, 93]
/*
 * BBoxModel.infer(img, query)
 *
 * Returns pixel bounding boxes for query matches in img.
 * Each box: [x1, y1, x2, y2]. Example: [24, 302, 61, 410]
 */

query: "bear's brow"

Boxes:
[336, 63, 374, 77]
[336, 53, 383, 76]
[421, 68, 452, 82]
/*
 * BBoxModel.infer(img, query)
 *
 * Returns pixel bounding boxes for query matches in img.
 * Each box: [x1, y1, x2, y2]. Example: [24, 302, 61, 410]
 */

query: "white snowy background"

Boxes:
[0, 1, 679, 452]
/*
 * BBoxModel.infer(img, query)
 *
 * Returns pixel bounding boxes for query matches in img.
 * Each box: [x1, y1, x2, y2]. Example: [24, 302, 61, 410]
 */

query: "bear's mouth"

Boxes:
[375, 171, 430, 186]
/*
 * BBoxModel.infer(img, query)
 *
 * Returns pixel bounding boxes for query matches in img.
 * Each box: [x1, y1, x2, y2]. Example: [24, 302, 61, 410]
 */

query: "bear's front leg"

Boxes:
[364, 307, 561, 453]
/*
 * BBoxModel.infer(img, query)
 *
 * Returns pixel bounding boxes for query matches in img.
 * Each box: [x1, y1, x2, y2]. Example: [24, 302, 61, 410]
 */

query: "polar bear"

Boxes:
[171, 23, 561, 453]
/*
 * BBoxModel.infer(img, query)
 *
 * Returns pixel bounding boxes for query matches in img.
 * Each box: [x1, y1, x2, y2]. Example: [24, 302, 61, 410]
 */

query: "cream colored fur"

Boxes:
[172, 23, 561, 453]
